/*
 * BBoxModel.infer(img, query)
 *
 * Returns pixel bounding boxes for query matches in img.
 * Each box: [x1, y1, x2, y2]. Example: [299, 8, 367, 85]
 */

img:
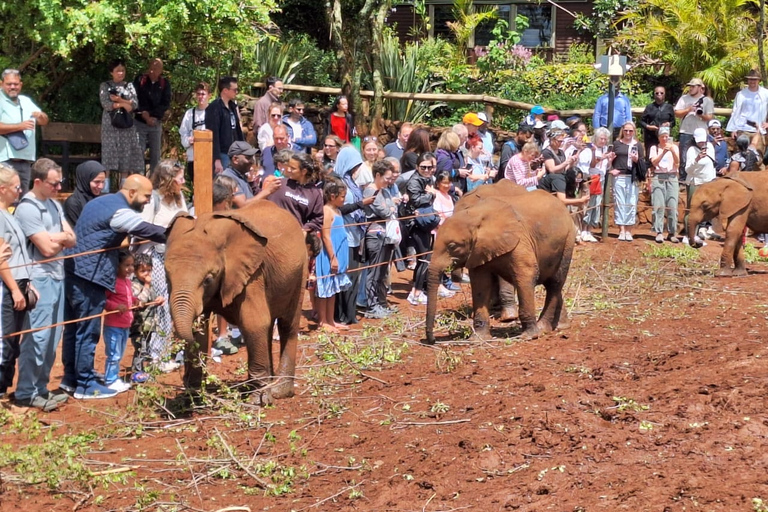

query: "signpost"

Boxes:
[599, 55, 627, 242]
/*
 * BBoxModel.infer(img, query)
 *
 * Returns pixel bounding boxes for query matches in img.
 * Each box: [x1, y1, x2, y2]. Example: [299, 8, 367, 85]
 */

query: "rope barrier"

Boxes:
[3, 299, 164, 340]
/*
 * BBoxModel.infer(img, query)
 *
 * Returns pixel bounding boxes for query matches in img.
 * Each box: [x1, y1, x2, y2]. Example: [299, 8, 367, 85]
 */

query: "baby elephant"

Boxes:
[425, 190, 575, 343]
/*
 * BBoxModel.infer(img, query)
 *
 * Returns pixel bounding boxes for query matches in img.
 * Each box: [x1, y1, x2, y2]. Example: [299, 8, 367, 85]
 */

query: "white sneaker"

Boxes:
[682, 236, 690, 245]
[105, 379, 131, 394]
[582, 232, 598, 243]
[438, 286, 455, 298]
[655, 233, 664, 243]
[693, 236, 707, 247]
[625, 233, 633, 241]
[698, 227, 708, 240]
[618, 232, 626, 241]
[157, 361, 181, 373]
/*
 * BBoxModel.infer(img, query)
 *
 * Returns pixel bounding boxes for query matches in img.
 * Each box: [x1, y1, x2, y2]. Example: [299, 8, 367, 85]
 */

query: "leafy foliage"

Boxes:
[574, 0, 640, 39]
[475, 17, 531, 75]
[446, 0, 499, 64]
[614, 0, 760, 101]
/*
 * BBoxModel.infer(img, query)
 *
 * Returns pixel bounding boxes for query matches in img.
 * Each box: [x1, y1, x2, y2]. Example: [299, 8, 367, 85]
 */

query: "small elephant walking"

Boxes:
[687, 172, 768, 277]
[425, 188, 575, 343]
[165, 201, 307, 404]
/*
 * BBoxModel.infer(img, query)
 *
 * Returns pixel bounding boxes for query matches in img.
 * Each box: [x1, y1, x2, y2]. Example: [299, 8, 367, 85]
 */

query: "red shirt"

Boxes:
[105, 276, 137, 328]
[330, 114, 349, 142]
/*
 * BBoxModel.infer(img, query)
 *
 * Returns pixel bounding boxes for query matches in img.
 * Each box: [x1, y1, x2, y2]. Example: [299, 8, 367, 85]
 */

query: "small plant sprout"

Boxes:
[430, 401, 450, 414]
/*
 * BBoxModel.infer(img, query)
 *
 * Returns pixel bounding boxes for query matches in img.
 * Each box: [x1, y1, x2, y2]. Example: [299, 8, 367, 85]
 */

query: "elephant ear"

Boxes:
[721, 177, 753, 220]
[465, 199, 522, 269]
[211, 210, 269, 308]
[166, 212, 196, 245]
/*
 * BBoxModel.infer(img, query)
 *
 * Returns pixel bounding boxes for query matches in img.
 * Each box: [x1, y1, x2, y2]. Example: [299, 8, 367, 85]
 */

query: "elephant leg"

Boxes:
[733, 236, 748, 277]
[237, 298, 275, 406]
[717, 218, 747, 277]
[540, 242, 574, 332]
[497, 278, 519, 322]
[271, 287, 304, 400]
[469, 269, 494, 341]
[496, 266, 540, 339]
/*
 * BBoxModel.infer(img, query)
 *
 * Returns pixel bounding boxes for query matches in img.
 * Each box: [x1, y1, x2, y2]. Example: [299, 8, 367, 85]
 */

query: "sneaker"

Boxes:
[438, 286, 455, 298]
[42, 392, 69, 404]
[655, 233, 664, 243]
[460, 273, 471, 283]
[15, 395, 59, 412]
[682, 236, 690, 245]
[444, 280, 461, 292]
[74, 383, 118, 400]
[582, 232, 598, 243]
[59, 381, 75, 394]
[406, 259, 416, 270]
[157, 360, 181, 373]
[706, 227, 723, 241]
[105, 380, 131, 394]
[698, 227, 708, 240]
[625, 233, 633, 241]
[213, 336, 239, 355]
[618, 232, 626, 241]
[131, 372, 149, 384]
[408, 293, 428, 306]
[228, 327, 243, 347]
[668, 235, 679, 243]
[364, 305, 391, 319]
[693, 236, 707, 247]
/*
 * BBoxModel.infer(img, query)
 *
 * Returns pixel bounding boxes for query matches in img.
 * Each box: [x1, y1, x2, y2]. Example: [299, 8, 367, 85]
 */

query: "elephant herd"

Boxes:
[163, 174, 755, 404]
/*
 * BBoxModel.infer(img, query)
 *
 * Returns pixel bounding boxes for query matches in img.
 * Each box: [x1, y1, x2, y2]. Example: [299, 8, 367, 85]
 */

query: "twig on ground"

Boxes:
[392, 418, 471, 429]
[294, 480, 366, 511]
[88, 466, 139, 476]
[213, 428, 268, 488]
[176, 438, 202, 504]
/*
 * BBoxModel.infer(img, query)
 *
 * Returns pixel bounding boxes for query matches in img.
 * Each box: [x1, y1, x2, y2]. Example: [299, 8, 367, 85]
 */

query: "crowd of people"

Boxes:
[2, 61, 768, 411]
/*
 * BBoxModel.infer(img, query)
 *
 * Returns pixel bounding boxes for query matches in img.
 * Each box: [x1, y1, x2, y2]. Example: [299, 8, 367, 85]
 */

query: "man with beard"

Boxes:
[61, 174, 167, 400]
[0, 69, 49, 195]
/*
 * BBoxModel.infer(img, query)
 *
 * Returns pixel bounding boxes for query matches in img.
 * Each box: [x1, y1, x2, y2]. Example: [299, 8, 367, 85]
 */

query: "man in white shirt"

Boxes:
[683, 128, 716, 245]
[725, 69, 768, 136]
[179, 81, 210, 181]
[674, 77, 714, 180]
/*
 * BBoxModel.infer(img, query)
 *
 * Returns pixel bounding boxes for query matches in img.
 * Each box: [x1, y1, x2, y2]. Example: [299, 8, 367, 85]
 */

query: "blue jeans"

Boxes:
[62, 274, 107, 388]
[16, 276, 65, 400]
[613, 175, 638, 226]
[103, 326, 129, 384]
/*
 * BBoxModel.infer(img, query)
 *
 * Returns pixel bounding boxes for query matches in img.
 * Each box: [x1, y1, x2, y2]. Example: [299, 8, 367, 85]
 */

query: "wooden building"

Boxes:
[388, 1, 596, 60]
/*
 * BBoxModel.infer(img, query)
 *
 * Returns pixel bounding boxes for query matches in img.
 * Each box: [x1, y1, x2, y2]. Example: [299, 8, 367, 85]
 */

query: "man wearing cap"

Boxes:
[476, 112, 494, 156]
[674, 78, 714, 181]
[682, 127, 716, 245]
[707, 120, 729, 175]
[524, 105, 545, 127]
[462, 112, 483, 136]
[640, 86, 676, 156]
[0, 69, 49, 195]
[592, 84, 632, 139]
[725, 69, 768, 136]
[222, 141, 258, 208]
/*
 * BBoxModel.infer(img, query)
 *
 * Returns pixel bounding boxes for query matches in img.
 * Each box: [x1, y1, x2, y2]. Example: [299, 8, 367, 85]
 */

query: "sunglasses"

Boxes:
[324, 144, 338, 148]
[363, 136, 378, 142]
[418, 165, 435, 171]
[45, 180, 63, 187]
[270, 114, 281, 118]
[623, 129, 635, 133]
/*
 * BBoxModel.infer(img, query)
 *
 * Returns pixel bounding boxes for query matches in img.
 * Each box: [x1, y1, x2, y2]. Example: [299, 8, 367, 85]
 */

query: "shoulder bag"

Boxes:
[110, 107, 134, 129]
[3, 102, 29, 150]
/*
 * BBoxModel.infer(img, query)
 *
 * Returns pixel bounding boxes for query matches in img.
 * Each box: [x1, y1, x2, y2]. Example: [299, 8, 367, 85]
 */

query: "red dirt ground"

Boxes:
[2, 229, 768, 512]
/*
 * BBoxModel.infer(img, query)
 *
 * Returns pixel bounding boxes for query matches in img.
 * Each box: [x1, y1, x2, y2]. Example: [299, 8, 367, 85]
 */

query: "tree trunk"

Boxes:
[760, 0, 766, 81]
[370, 2, 390, 133]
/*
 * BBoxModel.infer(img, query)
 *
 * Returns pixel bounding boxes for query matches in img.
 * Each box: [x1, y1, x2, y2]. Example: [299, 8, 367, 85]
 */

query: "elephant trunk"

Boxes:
[169, 289, 201, 343]
[425, 257, 450, 345]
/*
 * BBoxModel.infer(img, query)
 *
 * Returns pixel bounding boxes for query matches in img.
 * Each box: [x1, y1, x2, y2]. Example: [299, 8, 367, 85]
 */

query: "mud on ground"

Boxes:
[1, 232, 768, 512]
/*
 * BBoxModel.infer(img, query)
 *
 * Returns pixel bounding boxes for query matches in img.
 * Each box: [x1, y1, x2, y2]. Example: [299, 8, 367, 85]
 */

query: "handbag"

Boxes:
[3, 131, 29, 151]
[20, 280, 37, 311]
[588, 173, 602, 195]
[632, 158, 648, 183]
[413, 206, 440, 232]
[110, 108, 134, 129]
[384, 215, 402, 245]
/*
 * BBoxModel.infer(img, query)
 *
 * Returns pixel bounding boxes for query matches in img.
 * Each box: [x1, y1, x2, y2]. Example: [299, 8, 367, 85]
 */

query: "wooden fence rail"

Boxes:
[254, 82, 735, 118]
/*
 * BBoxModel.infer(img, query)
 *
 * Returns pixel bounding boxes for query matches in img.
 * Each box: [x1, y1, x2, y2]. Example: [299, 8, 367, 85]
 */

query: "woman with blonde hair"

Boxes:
[137, 159, 189, 370]
[258, 102, 284, 151]
[609, 121, 644, 241]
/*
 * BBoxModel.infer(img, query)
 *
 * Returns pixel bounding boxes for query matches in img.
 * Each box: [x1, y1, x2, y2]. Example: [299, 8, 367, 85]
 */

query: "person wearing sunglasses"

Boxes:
[258, 102, 285, 152]
[640, 86, 675, 156]
[179, 81, 210, 182]
[322, 135, 343, 167]
[609, 121, 644, 242]
[0, 163, 36, 402]
[205, 76, 244, 175]
[404, 152, 438, 306]
[252, 76, 284, 132]
[283, 97, 316, 154]
[14, 158, 74, 411]
[674, 78, 714, 181]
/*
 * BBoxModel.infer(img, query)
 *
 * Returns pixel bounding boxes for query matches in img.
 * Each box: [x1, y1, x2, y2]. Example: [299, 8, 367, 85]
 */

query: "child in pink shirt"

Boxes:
[103, 250, 138, 393]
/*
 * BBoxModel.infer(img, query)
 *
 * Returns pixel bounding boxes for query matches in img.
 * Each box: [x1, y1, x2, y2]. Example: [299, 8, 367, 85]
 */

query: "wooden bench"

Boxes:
[41, 122, 102, 188]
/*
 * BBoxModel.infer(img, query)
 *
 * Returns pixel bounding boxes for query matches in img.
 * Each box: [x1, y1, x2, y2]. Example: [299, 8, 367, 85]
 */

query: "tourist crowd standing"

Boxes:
[5, 64, 768, 411]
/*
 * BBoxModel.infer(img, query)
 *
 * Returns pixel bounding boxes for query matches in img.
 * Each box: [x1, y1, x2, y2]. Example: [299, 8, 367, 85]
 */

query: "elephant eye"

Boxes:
[203, 274, 214, 286]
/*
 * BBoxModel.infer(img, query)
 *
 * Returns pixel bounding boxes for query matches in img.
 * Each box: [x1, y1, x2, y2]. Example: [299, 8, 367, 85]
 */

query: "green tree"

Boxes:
[446, 0, 498, 64]
[614, 0, 760, 101]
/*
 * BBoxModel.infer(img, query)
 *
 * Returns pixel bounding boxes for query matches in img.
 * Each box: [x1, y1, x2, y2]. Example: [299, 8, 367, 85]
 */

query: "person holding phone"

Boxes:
[683, 128, 716, 245]
[610, 121, 644, 242]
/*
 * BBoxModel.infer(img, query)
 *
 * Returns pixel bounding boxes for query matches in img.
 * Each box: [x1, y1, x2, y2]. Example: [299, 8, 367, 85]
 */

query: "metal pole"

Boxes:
[601, 78, 617, 241]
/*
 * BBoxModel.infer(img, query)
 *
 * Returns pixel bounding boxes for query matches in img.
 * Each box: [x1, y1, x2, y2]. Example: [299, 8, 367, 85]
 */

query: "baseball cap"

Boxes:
[228, 141, 259, 158]
[531, 105, 545, 115]
[533, 120, 546, 129]
[462, 112, 483, 126]
[708, 119, 721, 128]
[693, 128, 707, 143]
[687, 78, 705, 87]
[658, 127, 670, 136]
[550, 120, 568, 131]
[476, 112, 489, 123]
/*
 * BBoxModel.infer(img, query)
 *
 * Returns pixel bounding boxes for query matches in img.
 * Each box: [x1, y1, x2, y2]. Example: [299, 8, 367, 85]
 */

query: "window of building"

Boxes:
[427, 1, 554, 48]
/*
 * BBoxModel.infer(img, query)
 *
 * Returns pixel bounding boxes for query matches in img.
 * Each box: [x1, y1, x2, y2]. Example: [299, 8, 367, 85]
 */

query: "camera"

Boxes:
[694, 97, 704, 116]
[109, 87, 118, 96]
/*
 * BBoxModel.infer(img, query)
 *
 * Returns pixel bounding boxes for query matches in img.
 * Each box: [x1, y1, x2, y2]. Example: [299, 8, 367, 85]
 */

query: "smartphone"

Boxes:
[607, 145, 614, 153]
[274, 169, 283, 178]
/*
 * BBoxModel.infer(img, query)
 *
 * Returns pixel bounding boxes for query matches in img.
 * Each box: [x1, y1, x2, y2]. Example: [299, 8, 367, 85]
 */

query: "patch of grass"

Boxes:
[743, 243, 768, 264]
[644, 243, 701, 264]
[753, 497, 768, 512]
[611, 396, 649, 413]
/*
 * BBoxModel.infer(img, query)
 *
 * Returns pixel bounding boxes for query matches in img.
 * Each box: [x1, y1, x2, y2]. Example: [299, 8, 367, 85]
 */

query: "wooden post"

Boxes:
[191, 129, 214, 367]
[193, 129, 213, 215]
